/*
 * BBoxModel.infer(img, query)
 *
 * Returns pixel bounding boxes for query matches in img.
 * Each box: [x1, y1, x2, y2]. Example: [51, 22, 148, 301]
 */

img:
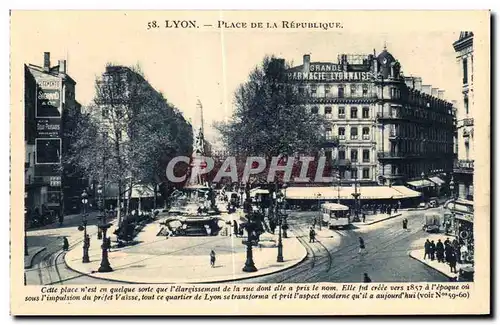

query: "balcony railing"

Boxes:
[388, 133, 399, 140]
[463, 117, 474, 126]
[454, 159, 474, 170]
[377, 151, 407, 159]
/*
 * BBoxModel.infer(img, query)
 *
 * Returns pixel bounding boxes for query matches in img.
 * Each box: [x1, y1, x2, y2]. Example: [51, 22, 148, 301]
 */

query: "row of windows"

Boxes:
[311, 106, 371, 119]
[327, 126, 371, 140]
[337, 168, 371, 179]
[337, 149, 371, 163]
[391, 124, 453, 142]
[300, 83, 372, 98]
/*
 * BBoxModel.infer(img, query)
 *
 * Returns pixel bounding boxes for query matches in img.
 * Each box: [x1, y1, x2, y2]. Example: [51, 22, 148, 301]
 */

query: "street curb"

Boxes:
[63, 237, 308, 285]
[408, 252, 455, 280]
[357, 213, 403, 226]
[24, 247, 46, 269]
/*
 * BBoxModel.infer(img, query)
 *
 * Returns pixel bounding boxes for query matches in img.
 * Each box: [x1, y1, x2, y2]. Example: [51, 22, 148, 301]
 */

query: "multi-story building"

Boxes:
[285, 49, 455, 190]
[452, 32, 474, 201]
[24, 52, 87, 217]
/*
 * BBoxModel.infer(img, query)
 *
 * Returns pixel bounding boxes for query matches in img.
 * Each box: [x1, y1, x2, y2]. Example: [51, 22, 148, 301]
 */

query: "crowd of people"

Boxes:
[423, 237, 461, 273]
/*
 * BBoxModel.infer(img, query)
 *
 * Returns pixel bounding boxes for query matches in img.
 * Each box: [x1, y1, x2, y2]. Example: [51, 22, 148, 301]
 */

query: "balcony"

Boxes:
[454, 159, 474, 174]
[388, 132, 399, 140]
[463, 117, 474, 127]
[377, 151, 408, 159]
[322, 136, 340, 148]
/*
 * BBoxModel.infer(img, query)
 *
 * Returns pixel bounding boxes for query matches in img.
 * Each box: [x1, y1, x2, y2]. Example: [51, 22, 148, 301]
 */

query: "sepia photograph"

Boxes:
[10, 10, 490, 315]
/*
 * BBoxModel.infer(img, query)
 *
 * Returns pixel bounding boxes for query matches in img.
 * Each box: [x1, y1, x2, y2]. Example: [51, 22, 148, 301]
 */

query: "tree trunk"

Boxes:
[117, 179, 122, 227]
[153, 185, 157, 210]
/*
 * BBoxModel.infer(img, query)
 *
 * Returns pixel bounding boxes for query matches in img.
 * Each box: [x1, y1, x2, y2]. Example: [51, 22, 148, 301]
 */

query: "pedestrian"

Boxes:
[362, 213, 366, 223]
[394, 204, 398, 214]
[460, 244, 468, 263]
[363, 273, 372, 283]
[210, 250, 216, 268]
[358, 237, 365, 254]
[429, 240, 436, 261]
[444, 237, 451, 247]
[388, 205, 392, 215]
[449, 251, 457, 273]
[402, 219, 407, 230]
[62, 237, 69, 251]
[58, 213, 64, 226]
[452, 238, 461, 263]
[424, 239, 431, 259]
[404, 218, 409, 231]
[445, 242, 453, 264]
[309, 227, 316, 243]
[233, 220, 239, 237]
[436, 239, 445, 263]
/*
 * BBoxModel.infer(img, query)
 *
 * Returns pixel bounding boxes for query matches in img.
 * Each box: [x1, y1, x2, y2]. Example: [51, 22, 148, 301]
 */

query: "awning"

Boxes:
[250, 188, 270, 196]
[445, 199, 474, 214]
[321, 203, 349, 211]
[429, 176, 446, 186]
[285, 186, 421, 200]
[455, 214, 473, 223]
[407, 179, 435, 188]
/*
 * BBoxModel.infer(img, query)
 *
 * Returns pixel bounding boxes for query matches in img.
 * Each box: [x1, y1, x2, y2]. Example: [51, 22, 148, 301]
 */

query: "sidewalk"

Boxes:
[64, 218, 307, 284]
[355, 212, 402, 226]
[24, 246, 46, 269]
[408, 234, 473, 280]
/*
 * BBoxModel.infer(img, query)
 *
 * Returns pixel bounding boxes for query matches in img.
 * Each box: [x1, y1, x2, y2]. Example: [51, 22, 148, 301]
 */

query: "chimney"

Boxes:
[431, 88, 439, 98]
[303, 54, 311, 72]
[58, 60, 66, 74]
[422, 85, 431, 95]
[414, 77, 422, 91]
[404, 77, 414, 89]
[43, 52, 50, 72]
[438, 90, 445, 99]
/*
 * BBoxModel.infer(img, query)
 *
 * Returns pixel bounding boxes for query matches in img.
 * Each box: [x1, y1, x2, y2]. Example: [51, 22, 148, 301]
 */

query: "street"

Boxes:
[240, 207, 449, 283]
[25, 208, 448, 285]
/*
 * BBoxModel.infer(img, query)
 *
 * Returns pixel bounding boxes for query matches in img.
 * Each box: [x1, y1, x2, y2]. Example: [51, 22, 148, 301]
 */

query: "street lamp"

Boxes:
[450, 176, 455, 200]
[276, 184, 287, 263]
[97, 184, 103, 240]
[241, 189, 258, 273]
[80, 190, 90, 263]
[24, 207, 28, 256]
[351, 165, 361, 222]
[316, 193, 322, 230]
[96, 213, 113, 273]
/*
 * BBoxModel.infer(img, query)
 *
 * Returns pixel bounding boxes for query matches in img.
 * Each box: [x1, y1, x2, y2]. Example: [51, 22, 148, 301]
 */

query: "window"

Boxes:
[362, 168, 370, 179]
[350, 106, 358, 119]
[462, 58, 468, 84]
[338, 127, 345, 140]
[350, 149, 358, 162]
[352, 168, 358, 179]
[338, 107, 345, 118]
[27, 153, 31, 165]
[324, 84, 331, 97]
[338, 85, 344, 98]
[350, 127, 358, 140]
[362, 107, 370, 118]
[325, 106, 332, 118]
[311, 106, 319, 114]
[362, 149, 370, 162]
[350, 84, 357, 96]
[464, 96, 469, 115]
[35, 139, 61, 164]
[362, 84, 369, 96]
[311, 85, 317, 98]
[325, 127, 333, 139]
[338, 150, 346, 160]
[362, 127, 370, 140]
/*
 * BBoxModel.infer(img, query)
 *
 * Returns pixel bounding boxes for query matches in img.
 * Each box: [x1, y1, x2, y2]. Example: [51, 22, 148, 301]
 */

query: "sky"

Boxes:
[12, 11, 465, 148]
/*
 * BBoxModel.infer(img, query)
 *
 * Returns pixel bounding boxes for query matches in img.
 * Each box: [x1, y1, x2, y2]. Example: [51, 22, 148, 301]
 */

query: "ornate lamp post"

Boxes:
[316, 193, 322, 230]
[241, 187, 258, 273]
[449, 176, 455, 200]
[351, 165, 361, 222]
[96, 213, 113, 273]
[80, 190, 90, 263]
[24, 205, 28, 256]
[276, 184, 287, 263]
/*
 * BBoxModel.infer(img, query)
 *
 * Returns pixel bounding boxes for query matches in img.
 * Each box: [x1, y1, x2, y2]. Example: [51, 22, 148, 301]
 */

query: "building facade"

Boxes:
[24, 52, 87, 217]
[452, 32, 474, 201]
[285, 49, 455, 188]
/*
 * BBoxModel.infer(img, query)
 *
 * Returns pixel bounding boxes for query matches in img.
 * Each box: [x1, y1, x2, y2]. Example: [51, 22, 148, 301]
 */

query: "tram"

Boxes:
[321, 203, 350, 229]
